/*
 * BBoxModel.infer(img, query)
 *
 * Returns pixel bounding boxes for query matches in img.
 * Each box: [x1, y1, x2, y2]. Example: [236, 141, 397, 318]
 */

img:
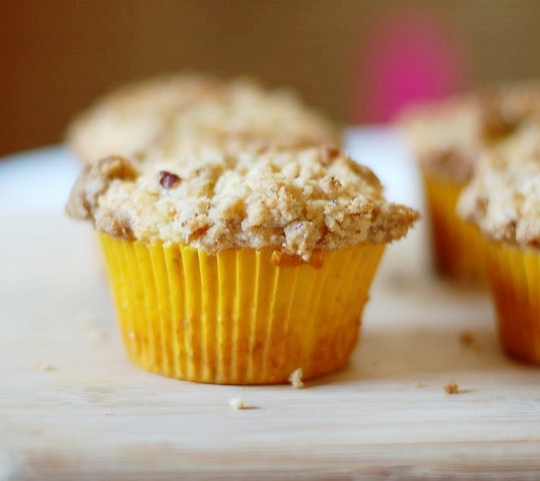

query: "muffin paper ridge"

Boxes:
[99, 232, 385, 384]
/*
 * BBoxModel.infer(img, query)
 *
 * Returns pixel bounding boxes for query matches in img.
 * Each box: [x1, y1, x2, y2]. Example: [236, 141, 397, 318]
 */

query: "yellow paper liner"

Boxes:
[99, 233, 385, 384]
[422, 173, 486, 281]
[485, 241, 540, 364]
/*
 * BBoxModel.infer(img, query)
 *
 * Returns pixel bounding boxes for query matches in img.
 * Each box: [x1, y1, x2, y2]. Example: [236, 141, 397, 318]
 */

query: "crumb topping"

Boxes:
[458, 125, 540, 248]
[400, 95, 482, 181]
[66, 147, 419, 260]
[400, 82, 540, 182]
[67, 75, 340, 163]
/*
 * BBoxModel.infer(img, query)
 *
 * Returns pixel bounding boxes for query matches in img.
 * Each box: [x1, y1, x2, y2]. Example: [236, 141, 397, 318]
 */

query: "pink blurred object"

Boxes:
[354, 11, 468, 124]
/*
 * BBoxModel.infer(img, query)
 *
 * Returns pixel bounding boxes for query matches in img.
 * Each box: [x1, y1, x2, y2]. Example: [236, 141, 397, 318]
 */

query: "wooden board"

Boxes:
[2, 146, 540, 480]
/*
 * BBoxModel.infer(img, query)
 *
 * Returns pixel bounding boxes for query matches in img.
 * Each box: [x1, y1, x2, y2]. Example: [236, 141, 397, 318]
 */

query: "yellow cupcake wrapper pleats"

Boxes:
[486, 241, 540, 364]
[99, 232, 385, 384]
[422, 173, 486, 281]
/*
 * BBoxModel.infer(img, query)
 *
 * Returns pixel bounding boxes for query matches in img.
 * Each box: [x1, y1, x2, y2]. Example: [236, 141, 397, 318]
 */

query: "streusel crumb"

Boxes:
[36, 362, 55, 372]
[289, 368, 304, 388]
[228, 397, 245, 410]
[67, 75, 340, 163]
[66, 147, 419, 260]
[444, 381, 459, 394]
[458, 124, 540, 247]
[400, 81, 540, 182]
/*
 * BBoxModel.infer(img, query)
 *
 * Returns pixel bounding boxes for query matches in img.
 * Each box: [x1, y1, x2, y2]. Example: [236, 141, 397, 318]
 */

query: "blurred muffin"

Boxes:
[67, 74, 340, 163]
[66, 147, 418, 384]
[401, 82, 540, 281]
[459, 125, 540, 363]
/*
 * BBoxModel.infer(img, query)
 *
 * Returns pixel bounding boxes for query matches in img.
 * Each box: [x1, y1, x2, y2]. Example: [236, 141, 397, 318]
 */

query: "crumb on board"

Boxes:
[78, 312, 99, 330]
[88, 327, 107, 342]
[35, 362, 55, 372]
[415, 381, 425, 389]
[458, 331, 475, 347]
[228, 397, 245, 410]
[289, 368, 304, 388]
[79, 312, 107, 341]
[444, 381, 459, 394]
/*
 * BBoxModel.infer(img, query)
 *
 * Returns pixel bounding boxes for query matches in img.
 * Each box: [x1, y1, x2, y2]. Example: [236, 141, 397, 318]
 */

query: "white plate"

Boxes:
[0, 146, 80, 215]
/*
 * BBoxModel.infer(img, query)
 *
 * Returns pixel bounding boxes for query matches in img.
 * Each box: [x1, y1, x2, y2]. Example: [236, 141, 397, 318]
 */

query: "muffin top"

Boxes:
[458, 125, 540, 248]
[66, 147, 419, 260]
[400, 82, 540, 182]
[67, 75, 340, 163]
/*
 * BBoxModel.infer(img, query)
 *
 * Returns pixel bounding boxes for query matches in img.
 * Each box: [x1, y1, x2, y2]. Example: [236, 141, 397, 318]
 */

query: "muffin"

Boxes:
[66, 147, 419, 384]
[458, 125, 540, 363]
[67, 74, 340, 164]
[400, 82, 540, 281]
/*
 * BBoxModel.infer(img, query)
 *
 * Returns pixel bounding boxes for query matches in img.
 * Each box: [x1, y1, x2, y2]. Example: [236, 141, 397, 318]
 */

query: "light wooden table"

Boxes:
[2, 141, 540, 480]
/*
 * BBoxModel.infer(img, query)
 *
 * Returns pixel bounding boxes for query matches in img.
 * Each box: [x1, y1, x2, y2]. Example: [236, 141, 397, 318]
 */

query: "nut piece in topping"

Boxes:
[159, 170, 181, 189]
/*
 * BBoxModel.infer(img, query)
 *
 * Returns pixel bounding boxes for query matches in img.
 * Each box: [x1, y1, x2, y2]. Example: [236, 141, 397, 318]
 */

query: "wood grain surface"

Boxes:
[2, 208, 540, 480]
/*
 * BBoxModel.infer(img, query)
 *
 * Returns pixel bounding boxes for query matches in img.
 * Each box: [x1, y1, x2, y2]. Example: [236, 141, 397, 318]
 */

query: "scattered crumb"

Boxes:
[102, 412, 112, 416]
[459, 331, 475, 347]
[228, 397, 245, 410]
[79, 312, 96, 326]
[444, 381, 459, 394]
[289, 368, 304, 388]
[88, 327, 107, 342]
[128, 332, 136, 340]
[459, 330, 483, 355]
[415, 381, 425, 389]
[35, 362, 55, 372]
[386, 272, 413, 290]
[79, 312, 108, 341]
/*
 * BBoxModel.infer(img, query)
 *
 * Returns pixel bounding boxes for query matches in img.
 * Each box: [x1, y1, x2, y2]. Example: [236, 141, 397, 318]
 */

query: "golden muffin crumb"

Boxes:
[79, 312, 107, 341]
[66, 147, 419, 260]
[444, 381, 459, 394]
[289, 368, 304, 388]
[35, 362, 55, 372]
[228, 397, 245, 410]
